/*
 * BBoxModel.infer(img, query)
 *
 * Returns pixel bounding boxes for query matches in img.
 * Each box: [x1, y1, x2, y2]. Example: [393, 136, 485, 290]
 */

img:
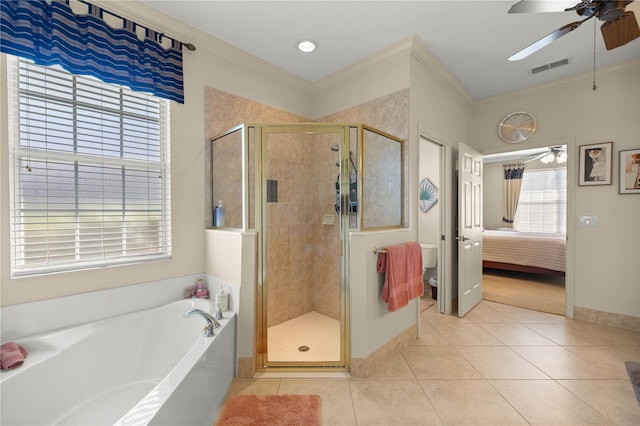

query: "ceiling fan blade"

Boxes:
[600, 10, 640, 49]
[508, 0, 581, 14]
[508, 17, 590, 61]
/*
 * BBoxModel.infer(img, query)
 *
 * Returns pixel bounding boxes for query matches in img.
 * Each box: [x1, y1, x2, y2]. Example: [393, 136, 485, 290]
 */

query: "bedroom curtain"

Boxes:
[0, 0, 185, 103]
[502, 163, 525, 228]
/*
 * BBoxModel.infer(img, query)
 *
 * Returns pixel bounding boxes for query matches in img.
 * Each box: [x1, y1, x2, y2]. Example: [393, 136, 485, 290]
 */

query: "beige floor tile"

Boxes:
[350, 379, 441, 425]
[457, 345, 549, 379]
[512, 345, 623, 379]
[562, 345, 640, 379]
[413, 322, 451, 346]
[217, 301, 640, 425]
[478, 322, 558, 345]
[465, 302, 518, 324]
[366, 351, 416, 379]
[225, 378, 281, 397]
[524, 322, 604, 345]
[278, 379, 357, 425]
[558, 379, 640, 426]
[421, 307, 473, 326]
[488, 302, 566, 324]
[525, 321, 640, 346]
[420, 379, 527, 425]
[490, 379, 613, 425]
[402, 346, 483, 379]
[432, 322, 504, 346]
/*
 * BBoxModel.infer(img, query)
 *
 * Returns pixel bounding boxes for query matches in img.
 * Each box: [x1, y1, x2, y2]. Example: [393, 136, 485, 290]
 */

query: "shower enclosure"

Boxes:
[210, 123, 403, 372]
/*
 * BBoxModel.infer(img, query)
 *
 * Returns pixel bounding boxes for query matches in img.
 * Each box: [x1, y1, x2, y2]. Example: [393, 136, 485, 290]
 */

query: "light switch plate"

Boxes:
[323, 214, 335, 225]
[578, 215, 599, 226]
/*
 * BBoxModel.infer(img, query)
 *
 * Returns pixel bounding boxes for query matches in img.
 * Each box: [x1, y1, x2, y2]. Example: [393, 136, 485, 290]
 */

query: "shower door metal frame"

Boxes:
[254, 123, 353, 372]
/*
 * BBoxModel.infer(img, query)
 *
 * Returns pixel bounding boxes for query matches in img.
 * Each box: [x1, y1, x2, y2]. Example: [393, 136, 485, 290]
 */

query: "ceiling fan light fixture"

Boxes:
[296, 39, 318, 53]
[557, 152, 567, 164]
[540, 153, 556, 164]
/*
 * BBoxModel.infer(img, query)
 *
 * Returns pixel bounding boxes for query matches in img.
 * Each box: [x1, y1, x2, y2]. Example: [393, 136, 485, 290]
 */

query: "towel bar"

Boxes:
[373, 241, 417, 254]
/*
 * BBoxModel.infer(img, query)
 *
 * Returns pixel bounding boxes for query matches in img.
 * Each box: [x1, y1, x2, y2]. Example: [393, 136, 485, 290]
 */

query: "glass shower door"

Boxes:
[258, 125, 348, 369]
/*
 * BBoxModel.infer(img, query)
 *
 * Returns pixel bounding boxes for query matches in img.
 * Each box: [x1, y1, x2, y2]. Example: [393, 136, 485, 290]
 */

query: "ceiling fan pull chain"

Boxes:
[592, 18, 597, 91]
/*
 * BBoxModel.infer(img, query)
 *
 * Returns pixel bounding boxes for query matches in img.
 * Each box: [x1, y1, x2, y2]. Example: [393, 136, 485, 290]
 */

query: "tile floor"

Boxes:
[221, 301, 640, 425]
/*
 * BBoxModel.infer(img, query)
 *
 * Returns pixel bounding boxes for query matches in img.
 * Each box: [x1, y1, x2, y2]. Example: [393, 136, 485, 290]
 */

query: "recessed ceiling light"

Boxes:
[296, 39, 317, 53]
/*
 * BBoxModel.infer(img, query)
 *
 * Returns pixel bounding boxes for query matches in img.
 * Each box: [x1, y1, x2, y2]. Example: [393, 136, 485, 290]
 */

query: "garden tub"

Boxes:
[0, 298, 236, 426]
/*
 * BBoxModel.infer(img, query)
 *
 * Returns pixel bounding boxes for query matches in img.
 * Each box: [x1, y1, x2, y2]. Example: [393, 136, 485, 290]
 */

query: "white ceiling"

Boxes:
[143, 0, 640, 100]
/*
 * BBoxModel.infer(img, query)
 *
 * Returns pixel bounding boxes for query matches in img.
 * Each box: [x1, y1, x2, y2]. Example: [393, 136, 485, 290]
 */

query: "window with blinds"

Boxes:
[7, 56, 171, 277]
[515, 168, 566, 234]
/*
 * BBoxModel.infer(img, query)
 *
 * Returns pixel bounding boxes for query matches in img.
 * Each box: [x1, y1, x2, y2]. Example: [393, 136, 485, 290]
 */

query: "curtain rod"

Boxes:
[83, 0, 196, 51]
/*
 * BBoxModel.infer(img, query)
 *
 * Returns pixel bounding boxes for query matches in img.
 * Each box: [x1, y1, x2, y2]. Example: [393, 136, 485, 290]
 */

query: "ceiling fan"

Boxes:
[522, 146, 568, 164]
[508, 0, 640, 61]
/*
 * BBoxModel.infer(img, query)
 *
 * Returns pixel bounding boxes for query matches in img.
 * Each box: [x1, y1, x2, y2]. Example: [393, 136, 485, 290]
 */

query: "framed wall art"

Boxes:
[578, 142, 613, 186]
[619, 149, 640, 194]
[419, 177, 438, 213]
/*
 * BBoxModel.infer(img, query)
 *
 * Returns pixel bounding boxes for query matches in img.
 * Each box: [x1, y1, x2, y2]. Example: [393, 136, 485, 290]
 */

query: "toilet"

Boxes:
[420, 243, 438, 300]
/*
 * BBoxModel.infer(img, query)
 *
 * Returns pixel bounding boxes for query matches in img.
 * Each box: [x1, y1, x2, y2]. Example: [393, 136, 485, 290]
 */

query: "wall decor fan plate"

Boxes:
[419, 178, 438, 213]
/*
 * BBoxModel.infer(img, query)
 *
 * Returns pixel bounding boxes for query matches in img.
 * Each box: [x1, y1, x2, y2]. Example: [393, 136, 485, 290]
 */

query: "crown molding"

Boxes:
[309, 36, 414, 95]
[408, 36, 475, 105]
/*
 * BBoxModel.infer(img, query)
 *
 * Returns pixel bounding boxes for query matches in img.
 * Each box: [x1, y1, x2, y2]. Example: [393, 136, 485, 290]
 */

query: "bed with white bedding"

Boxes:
[482, 229, 566, 276]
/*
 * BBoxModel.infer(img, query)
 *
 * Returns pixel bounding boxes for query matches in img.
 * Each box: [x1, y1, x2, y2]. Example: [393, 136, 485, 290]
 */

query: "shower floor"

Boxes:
[267, 311, 340, 362]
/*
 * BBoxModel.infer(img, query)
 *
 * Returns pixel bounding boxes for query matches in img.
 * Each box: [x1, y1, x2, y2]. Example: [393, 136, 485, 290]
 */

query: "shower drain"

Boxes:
[298, 345, 310, 352]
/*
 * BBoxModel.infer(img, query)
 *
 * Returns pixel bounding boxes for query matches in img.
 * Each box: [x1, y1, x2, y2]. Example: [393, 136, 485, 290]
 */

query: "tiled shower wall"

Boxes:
[204, 87, 409, 327]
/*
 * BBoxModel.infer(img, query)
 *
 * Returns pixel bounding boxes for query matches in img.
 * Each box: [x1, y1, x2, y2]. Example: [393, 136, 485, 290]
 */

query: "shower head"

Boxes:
[330, 143, 339, 152]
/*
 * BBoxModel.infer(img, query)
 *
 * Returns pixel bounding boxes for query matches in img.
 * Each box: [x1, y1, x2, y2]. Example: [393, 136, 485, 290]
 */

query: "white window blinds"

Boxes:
[8, 56, 171, 276]
[515, 168, 566, 234]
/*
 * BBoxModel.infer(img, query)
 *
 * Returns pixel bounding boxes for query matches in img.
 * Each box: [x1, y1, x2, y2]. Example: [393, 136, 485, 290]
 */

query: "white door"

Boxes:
[457, 143, 483, 317]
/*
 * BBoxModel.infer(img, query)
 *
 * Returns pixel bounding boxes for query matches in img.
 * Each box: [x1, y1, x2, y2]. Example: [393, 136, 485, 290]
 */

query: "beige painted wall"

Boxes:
[472, 61, 640, 318]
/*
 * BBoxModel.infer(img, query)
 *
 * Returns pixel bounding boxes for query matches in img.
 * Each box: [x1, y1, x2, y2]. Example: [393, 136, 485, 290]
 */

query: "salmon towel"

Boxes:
[377, 242, 424, 312]
[0, 342, 28, 369]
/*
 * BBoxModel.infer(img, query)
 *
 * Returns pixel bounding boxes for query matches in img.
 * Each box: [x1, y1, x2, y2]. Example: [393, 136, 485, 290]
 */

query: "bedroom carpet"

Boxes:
[215, 394, 321, 425]
[482, 270, 565, 315]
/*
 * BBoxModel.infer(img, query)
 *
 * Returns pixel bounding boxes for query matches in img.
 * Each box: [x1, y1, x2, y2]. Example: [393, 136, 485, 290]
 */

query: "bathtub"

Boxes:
[0, 298, 236, 426]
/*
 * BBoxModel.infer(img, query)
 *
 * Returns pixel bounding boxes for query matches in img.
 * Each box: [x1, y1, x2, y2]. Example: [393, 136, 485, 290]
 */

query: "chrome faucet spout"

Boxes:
[183, 308, 222, 337]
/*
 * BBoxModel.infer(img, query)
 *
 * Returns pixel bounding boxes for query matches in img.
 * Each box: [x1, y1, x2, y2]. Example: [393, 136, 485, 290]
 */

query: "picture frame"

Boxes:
[419, 177, 438, 213]
[618, 148, 640, 194]
[578, 142, 613, 186]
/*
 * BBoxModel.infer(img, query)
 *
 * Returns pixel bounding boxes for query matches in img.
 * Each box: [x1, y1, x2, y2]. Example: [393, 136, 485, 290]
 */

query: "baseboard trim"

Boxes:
[574, 306, 640, 332]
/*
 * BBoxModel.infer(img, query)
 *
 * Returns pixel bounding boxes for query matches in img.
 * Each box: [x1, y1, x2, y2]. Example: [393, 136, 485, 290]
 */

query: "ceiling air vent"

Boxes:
[530, 58, 570, 75]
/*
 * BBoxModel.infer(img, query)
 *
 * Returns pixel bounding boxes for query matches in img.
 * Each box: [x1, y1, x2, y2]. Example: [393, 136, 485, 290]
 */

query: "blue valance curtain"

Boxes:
[0, 0, 185, 103]
[502, 164, 525, 228]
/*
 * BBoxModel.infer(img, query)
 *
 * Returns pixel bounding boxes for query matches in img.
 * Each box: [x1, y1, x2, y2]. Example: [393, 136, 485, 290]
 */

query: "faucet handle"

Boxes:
[203, 323, 214, 337]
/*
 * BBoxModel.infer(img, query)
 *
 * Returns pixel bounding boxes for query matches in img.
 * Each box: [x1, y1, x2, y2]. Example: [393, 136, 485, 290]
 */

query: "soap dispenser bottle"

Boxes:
[215, 285, 229, 311]
[214, 200, 225, 227]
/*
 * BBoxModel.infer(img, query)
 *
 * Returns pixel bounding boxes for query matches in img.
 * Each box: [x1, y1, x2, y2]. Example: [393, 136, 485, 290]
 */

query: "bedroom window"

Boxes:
[515, 168, 566, 234]
[7, 56, 172, 277]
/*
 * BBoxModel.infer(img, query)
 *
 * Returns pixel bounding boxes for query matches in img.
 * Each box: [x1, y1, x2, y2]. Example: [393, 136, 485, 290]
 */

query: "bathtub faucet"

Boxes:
[183, 309, 222, 337]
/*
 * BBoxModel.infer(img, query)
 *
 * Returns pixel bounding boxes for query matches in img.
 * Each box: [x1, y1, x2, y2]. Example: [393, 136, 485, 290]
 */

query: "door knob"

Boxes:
[456, 236, 470, 241]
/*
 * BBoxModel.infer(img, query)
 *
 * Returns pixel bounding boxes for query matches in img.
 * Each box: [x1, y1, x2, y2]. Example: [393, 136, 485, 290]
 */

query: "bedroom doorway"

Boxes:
[482, 145, 567, 316]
